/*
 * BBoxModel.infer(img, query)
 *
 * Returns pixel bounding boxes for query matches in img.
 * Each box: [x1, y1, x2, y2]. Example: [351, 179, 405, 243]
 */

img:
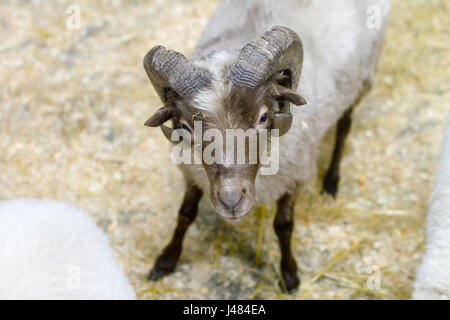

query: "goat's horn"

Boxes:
[226, 26, 303, 90]
[160, 125, 192, 147]
[143, 46, 211, 102]
[160, 124, 176, 144]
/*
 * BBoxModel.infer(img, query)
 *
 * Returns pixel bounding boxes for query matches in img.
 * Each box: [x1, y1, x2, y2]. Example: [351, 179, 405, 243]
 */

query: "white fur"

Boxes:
[0, 199, 136, 300]
[191, 52, 234, 115]
[180, 0, 390, 204]
[412, 114, 450, 300]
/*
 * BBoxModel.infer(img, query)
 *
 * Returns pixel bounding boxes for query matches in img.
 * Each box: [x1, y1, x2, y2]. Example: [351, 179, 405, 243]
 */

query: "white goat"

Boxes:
[142, 0, 390, 292]
[413, 114, 450, 300]
[0, 199, 136, 300]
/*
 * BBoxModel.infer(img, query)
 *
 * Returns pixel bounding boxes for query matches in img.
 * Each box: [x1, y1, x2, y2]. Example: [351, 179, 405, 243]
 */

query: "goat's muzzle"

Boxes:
[210, 176, 256, 221]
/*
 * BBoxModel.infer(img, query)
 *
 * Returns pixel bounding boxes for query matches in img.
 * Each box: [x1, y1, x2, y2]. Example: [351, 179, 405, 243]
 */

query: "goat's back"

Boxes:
[193, 0, 390, 138]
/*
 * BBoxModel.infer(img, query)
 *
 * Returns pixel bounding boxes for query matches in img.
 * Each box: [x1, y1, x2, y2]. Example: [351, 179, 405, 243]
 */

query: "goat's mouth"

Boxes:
[211, 196, 255, 223]
[215, 207, 252, 222]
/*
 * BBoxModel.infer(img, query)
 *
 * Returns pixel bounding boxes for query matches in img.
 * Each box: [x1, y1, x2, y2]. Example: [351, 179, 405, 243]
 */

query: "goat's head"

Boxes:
[143, 26, 306, 221]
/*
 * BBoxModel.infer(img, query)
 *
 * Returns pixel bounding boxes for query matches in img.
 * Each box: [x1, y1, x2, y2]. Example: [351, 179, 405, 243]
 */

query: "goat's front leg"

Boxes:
[274, 192, 299, 293]
[148, 184, 203, 281]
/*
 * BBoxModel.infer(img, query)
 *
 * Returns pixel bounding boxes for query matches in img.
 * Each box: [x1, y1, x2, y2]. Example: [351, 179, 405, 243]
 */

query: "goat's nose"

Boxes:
[218, 188, 245, 214]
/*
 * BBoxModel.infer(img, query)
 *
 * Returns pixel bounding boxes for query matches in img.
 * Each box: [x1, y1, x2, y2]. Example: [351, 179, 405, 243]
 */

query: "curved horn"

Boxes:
[227, 26, 303, 136]
[226, 26, 303, 90]
[160, 124, 175, 144]
[143, 45, 211, 102]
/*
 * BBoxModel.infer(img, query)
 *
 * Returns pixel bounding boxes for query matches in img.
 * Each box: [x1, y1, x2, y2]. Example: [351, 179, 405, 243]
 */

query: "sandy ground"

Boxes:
[0, 0, 449, 299]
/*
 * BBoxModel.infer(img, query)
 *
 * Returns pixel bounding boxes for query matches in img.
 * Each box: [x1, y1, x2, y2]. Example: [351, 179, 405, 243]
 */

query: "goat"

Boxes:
[0, 199, 136, 300]
[412, 114, 450, 300]
[142, 0, 390, 292]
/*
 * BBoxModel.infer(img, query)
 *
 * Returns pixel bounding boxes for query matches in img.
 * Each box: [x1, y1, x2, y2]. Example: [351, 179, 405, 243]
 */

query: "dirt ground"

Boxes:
[0, 0, 449, 299]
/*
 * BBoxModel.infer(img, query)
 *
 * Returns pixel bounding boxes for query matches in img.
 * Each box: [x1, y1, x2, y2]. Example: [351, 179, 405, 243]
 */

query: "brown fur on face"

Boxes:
[211, 74, 306, 132]
[145, 73, 306, 131]
[144, 74, 306, 219]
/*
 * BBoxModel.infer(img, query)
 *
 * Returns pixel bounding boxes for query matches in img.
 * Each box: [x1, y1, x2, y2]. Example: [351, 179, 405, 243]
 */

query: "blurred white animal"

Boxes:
[413, 114, 450, 300]
[0, 199, 136, 300]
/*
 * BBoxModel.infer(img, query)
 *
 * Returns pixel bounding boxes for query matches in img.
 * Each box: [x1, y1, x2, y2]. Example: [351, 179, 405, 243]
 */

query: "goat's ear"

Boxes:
[273, 85, 307, 106]
[144, 106, 174, 127]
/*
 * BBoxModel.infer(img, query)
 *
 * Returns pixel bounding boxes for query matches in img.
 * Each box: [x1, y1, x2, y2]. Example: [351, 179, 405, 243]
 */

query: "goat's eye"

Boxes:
[259, 112, 268, 124]
[181, 124, 192, 133]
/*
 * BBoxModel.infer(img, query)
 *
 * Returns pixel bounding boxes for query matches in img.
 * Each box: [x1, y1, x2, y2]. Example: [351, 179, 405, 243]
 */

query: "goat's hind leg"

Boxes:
[148, 184, 203, 281]
[322, 107, 354, 197]
[274, 192, 299, 293]
[322, 82, 372, 197]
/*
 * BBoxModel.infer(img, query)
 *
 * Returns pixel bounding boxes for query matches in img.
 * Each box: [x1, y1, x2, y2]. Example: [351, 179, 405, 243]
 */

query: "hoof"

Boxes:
[147, 266, 172, 281]
[280, 271, 300, 294]
[322, 172, 339, 198]
[147, 253, 178, 282]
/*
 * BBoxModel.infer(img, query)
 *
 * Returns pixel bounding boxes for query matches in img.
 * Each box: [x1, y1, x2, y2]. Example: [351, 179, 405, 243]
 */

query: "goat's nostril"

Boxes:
[218, 188, 245, 214]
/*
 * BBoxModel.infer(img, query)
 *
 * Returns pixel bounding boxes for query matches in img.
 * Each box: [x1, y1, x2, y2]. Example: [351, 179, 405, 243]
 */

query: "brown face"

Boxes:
[199, 85, 271, 220]
[145, 76, 306, 221]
